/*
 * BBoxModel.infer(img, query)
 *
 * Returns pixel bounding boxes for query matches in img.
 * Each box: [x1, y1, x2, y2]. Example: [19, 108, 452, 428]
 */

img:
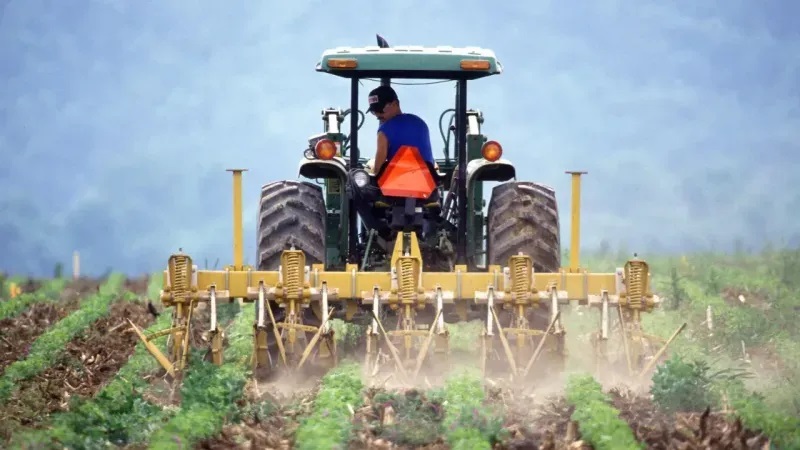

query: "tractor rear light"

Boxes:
[315, 139, 337, 160]
[327, 58, 358, 69]
[481, 141, 502, 162]
[460, 59, 490, 70]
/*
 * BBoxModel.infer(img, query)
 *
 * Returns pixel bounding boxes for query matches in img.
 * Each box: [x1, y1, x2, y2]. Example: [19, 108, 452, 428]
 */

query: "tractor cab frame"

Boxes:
[299, 35, 516, 271]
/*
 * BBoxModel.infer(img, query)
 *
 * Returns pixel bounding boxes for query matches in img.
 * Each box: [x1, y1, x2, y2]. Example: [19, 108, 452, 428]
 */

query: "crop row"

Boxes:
[565, 374, 642, 450]
[7, 275, 170, 448]
[0, 275, 126, 403]
[293, 362, 365, 449]
[146, 301, 252, 449]
[0, 278, 67, 321]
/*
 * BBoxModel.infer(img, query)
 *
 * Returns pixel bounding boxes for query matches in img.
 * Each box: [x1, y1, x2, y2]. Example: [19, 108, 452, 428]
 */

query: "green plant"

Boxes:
[371, 390, 445, 446]
[0, 275, 124, 402]
[7, 273, 176, 449]
[565, 374, 643, 450]
[146, 301, 251, 450]
[53, 263, 63, 279]
[650, 355, 750, 413]
[0, 278, 67, 321]
[437, 369, 505, 450]
[294, 362, 365, 450]
[666, 265, 687, 310]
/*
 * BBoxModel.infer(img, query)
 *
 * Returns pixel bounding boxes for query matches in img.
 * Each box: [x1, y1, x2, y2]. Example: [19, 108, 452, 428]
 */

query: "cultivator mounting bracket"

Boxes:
[127, 252, 227, 379]
[590, 257, 687, 378]
[470, 253, 569, 381]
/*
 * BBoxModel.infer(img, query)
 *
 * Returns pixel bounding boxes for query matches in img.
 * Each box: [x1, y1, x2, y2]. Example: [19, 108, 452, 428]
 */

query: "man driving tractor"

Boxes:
[348, 84, 439, 248]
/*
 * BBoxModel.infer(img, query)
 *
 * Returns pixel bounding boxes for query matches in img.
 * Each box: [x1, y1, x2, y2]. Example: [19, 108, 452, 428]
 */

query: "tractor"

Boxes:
[130, 35, 683, 387]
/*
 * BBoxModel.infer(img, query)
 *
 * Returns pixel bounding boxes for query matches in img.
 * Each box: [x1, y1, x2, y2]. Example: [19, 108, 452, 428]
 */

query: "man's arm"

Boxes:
[373, 131, 388, 173]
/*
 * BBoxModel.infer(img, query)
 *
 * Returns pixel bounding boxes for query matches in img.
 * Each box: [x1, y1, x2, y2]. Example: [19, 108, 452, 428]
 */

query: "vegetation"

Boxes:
[581, 244, 800, 448]
[1, 246, 798, 447]
[436, 369, 504, 449]
[565, 374, 643, 450]
[294, 362, 365, 450]
[0, 274, 124, 402]
[0, 278, 66, 321]
[146, 300, 250, 449]
[7, 274, 172, 448]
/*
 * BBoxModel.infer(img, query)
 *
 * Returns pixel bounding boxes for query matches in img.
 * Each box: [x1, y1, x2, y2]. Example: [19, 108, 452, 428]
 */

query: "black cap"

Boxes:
[367, 85, 398, 113]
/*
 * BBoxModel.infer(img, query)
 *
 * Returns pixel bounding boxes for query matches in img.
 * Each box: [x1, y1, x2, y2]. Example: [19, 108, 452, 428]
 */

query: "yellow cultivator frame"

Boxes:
[130, 169, 683, 383]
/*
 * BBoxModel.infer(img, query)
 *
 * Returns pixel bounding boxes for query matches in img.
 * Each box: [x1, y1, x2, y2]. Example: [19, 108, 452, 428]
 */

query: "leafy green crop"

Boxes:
[0, 278, 67, 321]
[0, 274, 124, 402]
[6, 273, 173, 449]
[726, 385, 800, 449]
[651, 355, 750, 413]
[294, 362, 365, 450]
[146, 301, 252, 450]
[436, 368, 504, 450]
[565, 373, 643, 450]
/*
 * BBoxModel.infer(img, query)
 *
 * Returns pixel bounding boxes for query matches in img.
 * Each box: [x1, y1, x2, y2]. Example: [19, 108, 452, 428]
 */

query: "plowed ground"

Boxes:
[0, 279, 103, 373]
[0, 278, 777, 449]
[0, 278, 156, 441]
[194, 378, 771, 450]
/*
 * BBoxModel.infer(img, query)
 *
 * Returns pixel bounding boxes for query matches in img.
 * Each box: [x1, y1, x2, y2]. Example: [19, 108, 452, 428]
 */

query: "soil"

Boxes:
[0, 278, 104, 371]
[0, 278, 783, 449]
[0, 298, 155, 440]
[720, 287, 770, 310]
[124, 274, 151, 296]
[196, 380, 313, 450]
[608, 387, 771, 449]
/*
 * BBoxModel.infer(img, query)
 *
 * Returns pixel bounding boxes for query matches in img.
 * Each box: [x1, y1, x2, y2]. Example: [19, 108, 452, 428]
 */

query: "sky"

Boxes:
[1, 0, 798, 277]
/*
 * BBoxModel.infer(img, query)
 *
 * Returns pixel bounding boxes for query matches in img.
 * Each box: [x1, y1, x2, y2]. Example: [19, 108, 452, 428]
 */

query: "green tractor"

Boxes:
[257, 34, 560, 277]
[137, 36, 667, 382]
[254, 35, 563, 371]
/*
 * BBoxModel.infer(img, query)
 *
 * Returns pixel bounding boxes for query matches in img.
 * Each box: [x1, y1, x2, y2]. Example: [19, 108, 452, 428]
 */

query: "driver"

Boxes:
[366, 85, 435, 172]
[348, 85, 436, 246]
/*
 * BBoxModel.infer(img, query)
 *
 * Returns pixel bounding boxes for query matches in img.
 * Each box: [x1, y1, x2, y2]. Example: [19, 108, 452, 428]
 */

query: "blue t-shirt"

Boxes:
[378, 113, 434, 165]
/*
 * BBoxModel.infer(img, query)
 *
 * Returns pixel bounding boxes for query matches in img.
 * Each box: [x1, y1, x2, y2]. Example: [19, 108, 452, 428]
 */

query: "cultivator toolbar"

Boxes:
[128, 169, 683, 386]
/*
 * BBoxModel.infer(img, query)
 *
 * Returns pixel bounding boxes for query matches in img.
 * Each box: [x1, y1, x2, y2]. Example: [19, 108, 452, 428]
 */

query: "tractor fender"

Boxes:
[298, 156, 348, 180]
[466, 158, 516, 187]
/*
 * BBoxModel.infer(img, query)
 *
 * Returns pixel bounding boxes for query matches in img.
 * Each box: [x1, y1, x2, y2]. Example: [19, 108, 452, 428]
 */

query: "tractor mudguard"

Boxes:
[466, 157, 516, 187]
[298, 155, 349, 180]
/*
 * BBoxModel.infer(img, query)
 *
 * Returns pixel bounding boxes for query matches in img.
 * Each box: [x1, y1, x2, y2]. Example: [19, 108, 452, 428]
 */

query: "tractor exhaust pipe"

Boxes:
[376, 34, 391, 87]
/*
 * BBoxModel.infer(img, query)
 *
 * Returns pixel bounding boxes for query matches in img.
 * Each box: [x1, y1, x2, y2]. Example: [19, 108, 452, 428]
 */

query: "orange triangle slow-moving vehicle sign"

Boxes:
[377, 145, 436, 199]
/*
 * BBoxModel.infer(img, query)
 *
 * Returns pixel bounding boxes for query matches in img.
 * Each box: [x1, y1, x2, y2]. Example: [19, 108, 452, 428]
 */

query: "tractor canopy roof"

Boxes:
[315, 45, 503, 80]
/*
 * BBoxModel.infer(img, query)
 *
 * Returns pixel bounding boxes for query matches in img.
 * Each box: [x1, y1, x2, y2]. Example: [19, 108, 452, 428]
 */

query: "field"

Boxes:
[1, 247, 799, 449]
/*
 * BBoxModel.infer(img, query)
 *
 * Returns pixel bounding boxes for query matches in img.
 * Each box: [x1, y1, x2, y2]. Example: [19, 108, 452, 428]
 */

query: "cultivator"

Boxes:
[129, 36, 680, 386]
[129, 170, 678, 384]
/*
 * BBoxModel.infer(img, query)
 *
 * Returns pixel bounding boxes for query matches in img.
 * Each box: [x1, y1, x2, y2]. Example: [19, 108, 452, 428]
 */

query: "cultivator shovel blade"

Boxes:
[128, 319, 179, 377]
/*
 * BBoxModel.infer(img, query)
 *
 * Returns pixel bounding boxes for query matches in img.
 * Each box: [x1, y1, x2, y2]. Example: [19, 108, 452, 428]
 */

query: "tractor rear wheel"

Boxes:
[486, 181, 561, 273]
[486, 181, 564, 375]
[256, 180, 327, 373]
[256, 180, 327, 270]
